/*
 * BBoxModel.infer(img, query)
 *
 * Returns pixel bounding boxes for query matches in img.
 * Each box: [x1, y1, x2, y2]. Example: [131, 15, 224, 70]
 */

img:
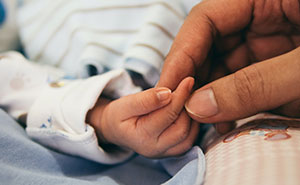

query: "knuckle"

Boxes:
[138, 90, 160, 109]
[137, 96, 151, 111]
[175, 120, 191, 142]
[166, 111, 179, 122]
[233, 65, 267, 112]
[182, 140, 194, 152]
[178, 126, 190, 141]
[166, 107, 181, 122]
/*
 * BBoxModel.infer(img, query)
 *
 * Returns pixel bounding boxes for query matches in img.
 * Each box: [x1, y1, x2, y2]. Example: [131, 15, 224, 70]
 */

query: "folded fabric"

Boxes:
[27, 69, 141, 164]
[0, 109, 206, 185]
[17, 0, 200, 86]
[161, 146, 206, 185]
[0, 52, 140, 164]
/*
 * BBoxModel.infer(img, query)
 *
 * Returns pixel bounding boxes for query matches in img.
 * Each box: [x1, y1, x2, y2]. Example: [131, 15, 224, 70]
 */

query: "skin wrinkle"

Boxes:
[279, 0, 289, 24]
[233, 68, 259, 114]
[219, 1, 296, 111]
[245, 66, 261, 112]
[198, 13, 219, 68]
[244, 0, 299, 62]
[245, 38, 258, 63]
[284, 1, 300, 46]
[164, 106, 181, 126]
[158, 114, 191, 152]
[252, 64, 269, 108]
[157, 79, 194, 146]
[196, 14, 217, 64]
[252, 0, 283, 34]
[158, 0, 300, 135]
[181, 14, 210, 68]
[176, 120, 191, 143]
[166, 121, 191, 150]
[202, 11, 219, 39]
[137, 118, 154, 146]
[162, 123, 196, 157]
[215, 34, 242, 55]
[282, 0, 300, 25]
[287, 34, 297, 48]
[195, 1, 253, 73]
[180, 46, 198, 72]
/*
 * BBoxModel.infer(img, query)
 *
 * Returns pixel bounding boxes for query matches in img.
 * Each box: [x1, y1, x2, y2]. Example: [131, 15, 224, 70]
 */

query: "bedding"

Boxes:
[0, 109, 205, 185]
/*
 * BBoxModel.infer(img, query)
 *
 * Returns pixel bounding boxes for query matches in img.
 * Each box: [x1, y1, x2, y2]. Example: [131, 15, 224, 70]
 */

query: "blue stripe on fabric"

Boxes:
[0, 0, 6, 26]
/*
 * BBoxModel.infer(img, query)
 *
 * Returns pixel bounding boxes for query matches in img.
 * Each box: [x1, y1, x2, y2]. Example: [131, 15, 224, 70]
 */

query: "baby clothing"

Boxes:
[0, 0, 203, 165]
[0, 51, 141, 164]
[0, 0, 206, 184]
[2, 1, 300, 185]
[0, 52, 207, 183]
[16, 0, 198, 86]
[0, 109, 206, 185]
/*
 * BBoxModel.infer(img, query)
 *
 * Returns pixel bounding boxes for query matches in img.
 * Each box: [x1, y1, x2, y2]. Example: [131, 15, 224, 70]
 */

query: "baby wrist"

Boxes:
[86, 97, 112, 145]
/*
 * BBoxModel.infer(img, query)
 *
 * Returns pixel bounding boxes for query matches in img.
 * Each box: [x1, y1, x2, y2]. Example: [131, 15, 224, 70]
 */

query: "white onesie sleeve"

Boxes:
[0, 51, 141, 164]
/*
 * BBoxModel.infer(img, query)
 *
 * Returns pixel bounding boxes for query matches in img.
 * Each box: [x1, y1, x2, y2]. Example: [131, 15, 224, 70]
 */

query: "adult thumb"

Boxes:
[185, 47, 300, 124]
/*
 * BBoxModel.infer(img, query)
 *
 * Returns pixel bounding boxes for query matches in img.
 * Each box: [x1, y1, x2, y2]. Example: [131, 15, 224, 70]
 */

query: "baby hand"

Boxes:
[87, 77, 199, 158]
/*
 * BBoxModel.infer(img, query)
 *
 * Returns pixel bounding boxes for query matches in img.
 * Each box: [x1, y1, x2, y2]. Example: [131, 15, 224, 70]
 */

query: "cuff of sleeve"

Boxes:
[124, 58, 160, 87]
[26, 69, 140, 164]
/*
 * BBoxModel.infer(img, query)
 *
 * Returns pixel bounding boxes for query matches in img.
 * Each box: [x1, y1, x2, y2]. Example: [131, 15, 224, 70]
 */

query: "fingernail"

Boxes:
[188, 77, 195, 92]
[185, 88, 218, 118]
[156, 87, 172, 101]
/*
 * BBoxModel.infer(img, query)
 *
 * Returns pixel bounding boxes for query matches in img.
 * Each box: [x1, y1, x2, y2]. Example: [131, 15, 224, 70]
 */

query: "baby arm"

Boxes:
[0, 51, 142, 164]
[87, 77, 200, 158]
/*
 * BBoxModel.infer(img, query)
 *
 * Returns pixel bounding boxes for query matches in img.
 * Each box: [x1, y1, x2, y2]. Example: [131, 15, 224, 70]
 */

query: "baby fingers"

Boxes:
[116, 87, 172, 120]
[161, 121, 200, 157]
[136, 77, 194, 137]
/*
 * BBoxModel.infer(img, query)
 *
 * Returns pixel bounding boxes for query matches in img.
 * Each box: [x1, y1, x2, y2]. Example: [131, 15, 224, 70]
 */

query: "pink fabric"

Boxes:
[203, 116, 300, 185]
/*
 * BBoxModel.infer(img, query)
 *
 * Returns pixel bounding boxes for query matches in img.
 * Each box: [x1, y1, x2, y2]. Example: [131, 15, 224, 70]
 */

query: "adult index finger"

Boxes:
[157, 0, 253, 90]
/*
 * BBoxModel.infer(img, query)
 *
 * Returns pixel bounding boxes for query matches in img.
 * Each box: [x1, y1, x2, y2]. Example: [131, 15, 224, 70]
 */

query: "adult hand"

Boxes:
[157, 0, 300, 133]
